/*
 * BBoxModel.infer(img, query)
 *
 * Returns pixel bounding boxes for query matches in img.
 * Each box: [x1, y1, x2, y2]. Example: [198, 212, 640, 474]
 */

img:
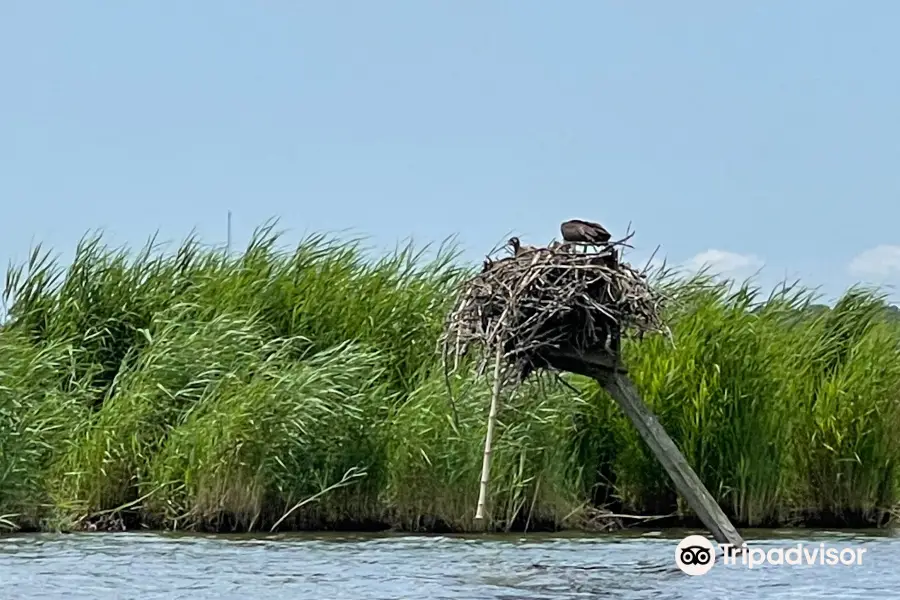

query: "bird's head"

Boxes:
[508, 236, 520, 252]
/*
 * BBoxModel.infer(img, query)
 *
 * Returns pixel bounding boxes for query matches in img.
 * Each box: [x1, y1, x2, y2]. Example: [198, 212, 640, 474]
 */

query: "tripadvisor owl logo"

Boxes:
[675, 535, 716, 575]
[675, 535, 868, 573]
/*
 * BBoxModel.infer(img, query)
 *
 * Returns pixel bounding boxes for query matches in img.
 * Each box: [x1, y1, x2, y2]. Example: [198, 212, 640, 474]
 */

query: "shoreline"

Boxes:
[5, 508, 896, 536]
[6, 519, 898, 538]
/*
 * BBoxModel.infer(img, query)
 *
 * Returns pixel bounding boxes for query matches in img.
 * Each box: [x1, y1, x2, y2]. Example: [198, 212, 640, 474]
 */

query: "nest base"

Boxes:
[540, 347, 628, 379]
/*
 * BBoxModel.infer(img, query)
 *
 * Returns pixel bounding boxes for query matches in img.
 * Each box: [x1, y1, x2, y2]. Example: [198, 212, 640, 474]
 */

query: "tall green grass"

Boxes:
[1, 222, 899, 533]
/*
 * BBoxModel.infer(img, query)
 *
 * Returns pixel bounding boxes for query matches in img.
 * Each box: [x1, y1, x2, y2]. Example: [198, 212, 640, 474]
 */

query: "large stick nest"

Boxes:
[441, 232, 669, 388]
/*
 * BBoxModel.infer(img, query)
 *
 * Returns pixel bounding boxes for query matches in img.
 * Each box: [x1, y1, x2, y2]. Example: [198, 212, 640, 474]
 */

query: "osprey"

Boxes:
[560, 219, 612, 244]
[508, 236, 537, 256]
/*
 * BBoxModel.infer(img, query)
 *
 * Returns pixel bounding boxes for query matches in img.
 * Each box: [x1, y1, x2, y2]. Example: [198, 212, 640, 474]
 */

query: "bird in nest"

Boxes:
[560, 219, 612, 245]
[508, 236, 539, 257]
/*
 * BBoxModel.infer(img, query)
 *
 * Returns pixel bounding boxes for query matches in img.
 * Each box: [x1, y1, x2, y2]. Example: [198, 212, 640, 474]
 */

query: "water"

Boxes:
[0, 528, 896, 598]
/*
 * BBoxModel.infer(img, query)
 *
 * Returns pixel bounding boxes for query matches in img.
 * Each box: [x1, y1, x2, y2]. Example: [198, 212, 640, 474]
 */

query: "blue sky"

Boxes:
[3, 1, 899, 304]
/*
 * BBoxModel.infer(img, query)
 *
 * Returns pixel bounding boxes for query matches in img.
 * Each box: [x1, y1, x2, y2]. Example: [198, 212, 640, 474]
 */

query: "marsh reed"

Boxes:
[1, 221, 899, 533]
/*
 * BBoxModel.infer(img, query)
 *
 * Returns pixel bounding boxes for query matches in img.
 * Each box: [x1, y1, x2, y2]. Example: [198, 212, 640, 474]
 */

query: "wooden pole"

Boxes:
[544, 349, 744, 549]
[601, 372, 744, 548]
[475, 346, 504, 521]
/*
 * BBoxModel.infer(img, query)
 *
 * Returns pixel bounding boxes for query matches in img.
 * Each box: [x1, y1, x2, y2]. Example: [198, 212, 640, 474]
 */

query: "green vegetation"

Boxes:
[1, 222, 899, 534]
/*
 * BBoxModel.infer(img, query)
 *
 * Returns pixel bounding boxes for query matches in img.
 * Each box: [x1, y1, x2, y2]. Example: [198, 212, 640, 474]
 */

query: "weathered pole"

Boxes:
[544, 348, 745, 549]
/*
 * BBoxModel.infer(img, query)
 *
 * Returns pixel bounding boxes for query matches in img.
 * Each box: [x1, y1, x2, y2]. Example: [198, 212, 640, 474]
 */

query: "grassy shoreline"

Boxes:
[2, 224, 900, 534]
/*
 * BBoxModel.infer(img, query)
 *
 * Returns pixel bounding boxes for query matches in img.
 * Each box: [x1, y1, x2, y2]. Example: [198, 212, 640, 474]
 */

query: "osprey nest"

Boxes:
[441, 231, 669, 389]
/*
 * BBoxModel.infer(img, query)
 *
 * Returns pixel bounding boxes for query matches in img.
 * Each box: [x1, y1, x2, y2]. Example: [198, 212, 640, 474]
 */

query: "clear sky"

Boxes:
[3, 1, 899, 304]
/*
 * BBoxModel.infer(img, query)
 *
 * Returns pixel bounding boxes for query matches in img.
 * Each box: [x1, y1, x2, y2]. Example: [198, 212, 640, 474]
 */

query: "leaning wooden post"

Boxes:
[544, 348, 745, 550]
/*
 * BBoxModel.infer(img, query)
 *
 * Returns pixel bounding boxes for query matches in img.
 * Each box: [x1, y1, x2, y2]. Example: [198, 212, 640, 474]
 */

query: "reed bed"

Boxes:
[1, 221, 899, 533]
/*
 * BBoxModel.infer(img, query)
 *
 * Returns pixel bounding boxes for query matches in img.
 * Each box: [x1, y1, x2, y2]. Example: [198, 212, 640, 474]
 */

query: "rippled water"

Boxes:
[0, 528, 896, 598]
